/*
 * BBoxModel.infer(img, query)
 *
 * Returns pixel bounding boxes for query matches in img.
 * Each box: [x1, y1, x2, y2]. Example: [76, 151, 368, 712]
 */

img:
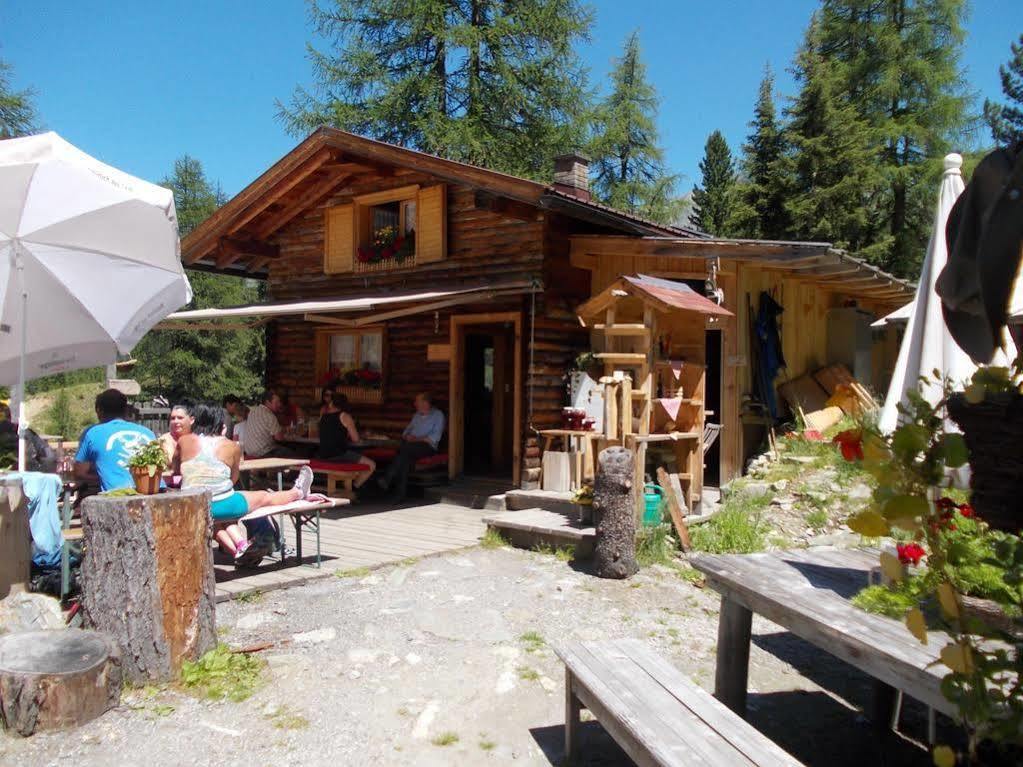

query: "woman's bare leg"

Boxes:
[214, 523, 247, 555]
[240, 487, 302, 512]
[354, 457, 376, 488]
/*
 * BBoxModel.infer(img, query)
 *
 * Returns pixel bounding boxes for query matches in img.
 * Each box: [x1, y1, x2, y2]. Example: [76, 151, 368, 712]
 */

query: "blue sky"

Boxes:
[4, 1, 1021, 197]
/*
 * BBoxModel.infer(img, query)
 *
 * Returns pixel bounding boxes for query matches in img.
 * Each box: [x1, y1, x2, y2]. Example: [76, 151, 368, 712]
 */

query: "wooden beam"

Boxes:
[352, 288, 529, 326]
[303, 314, 357, 327]
[473, 191, 542, 223]
[250, 173, 355, 240]
[215, 237, 280, 269]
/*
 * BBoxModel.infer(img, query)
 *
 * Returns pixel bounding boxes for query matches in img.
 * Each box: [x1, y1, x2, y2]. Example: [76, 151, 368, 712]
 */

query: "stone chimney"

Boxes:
[553, 153, 591, 201]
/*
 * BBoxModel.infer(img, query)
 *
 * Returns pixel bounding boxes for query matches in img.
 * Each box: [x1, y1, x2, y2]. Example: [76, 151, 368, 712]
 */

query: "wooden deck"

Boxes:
[214, 501, 487, 602]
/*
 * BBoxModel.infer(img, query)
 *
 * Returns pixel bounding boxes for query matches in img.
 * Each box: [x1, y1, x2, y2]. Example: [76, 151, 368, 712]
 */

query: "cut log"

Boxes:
[80, 489, 216, 684]
[592, 447, 639, 579]
[0, 629, 121, 736]
[0, 478, 30, 599]
[656, 467, 692, 552]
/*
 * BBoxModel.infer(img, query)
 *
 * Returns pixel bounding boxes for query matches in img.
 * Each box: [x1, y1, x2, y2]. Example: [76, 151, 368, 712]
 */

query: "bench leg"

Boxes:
[714, 595, 752, 716]
[871, 680, 900, 734]
[327, 475, 337, 496]
[565, 667, 581, 764]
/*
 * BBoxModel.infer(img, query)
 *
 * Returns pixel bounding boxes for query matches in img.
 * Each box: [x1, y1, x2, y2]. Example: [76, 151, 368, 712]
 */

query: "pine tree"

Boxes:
[588, 32, 681, 223]
[278, 0, 593, 180]
[809, 0, 971, 276]
[0, 59, 38, 138]
[691, 131, 736, 236]
[132, 157, 265, 402]
[984, 34, 1023, 146]
[783, 39, 876, 250]
[733, 67, 790, 240]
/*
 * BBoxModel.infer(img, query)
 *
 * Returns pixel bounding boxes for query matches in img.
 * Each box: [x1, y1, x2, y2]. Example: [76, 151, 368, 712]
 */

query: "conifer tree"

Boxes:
[783, 40, 876, 250]
[278, 0, 593, 180]
[588, 32, 681, 224]
[984, 34, 1023, 146]
[0, 59, 37, 138]
[734, 67, 790, 240]
[691, 131, 736, 236]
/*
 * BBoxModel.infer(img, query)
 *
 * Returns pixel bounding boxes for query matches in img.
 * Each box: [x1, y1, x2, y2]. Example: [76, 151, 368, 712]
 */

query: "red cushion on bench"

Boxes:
[362, 447, 397, 461]
[308, 459, 368, 473]
[415, 452, 448, 469]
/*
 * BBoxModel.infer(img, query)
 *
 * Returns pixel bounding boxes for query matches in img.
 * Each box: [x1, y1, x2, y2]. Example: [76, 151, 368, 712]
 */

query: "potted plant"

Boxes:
[126, 439, 167, 495]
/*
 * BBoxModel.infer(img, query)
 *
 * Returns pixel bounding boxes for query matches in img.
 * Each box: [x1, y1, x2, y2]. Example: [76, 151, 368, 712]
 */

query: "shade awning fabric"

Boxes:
[163, 280, 536, 325]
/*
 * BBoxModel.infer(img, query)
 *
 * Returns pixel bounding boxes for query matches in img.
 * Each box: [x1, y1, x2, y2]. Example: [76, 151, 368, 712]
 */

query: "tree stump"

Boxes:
[592, 446, 639, 579]
[0, 629, 121, 736]
[0, 478, 30, 599]
[81, 489, 216, 683]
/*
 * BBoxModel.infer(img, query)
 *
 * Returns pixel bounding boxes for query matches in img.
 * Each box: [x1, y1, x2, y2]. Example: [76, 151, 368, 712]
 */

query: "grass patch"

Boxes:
[335, 566, 371, 579]
[673, 564, 704, 585]
[180, 644, 264, 703]
[554, 545, 575, 562]
[520, 631, 546, 653]
[266, 705, 310, 730]
[397, 557, 419, 567]
[479, 738, 497, 751]
[480, 528, 508, 549]
[233, 590, 262, 604]
[517, 666, 540, 681]
[432, 731, 460, 746]
[636, 524, 677, 567]
[690, 495, 769, 554]
[805, 508, 829, 531]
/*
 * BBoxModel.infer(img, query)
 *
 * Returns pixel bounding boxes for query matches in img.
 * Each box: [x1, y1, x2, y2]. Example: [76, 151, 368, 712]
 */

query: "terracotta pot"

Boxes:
[948, 391, 1023, 533]
[130, 467, 161, 496]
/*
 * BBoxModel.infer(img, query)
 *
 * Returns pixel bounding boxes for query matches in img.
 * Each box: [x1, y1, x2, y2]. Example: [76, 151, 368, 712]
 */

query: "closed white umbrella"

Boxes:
[0, 132, 192, 468]
[879, 153, 1016, 433]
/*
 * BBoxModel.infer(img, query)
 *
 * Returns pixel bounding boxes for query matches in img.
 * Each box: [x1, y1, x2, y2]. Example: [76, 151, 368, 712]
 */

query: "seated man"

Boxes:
[75, 389, 158, 491]
[0, 404, 57, 473]
[377, 392, 445, 502]
[242, 389, 297, 458]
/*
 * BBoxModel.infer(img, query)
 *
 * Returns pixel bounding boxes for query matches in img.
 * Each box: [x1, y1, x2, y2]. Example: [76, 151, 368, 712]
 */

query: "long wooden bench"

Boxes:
[308, 459, 366, 498]
[556, 639, 803, 767]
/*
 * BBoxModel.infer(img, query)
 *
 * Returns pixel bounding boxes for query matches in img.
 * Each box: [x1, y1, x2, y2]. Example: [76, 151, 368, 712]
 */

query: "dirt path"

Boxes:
[2, 545, 942, 766]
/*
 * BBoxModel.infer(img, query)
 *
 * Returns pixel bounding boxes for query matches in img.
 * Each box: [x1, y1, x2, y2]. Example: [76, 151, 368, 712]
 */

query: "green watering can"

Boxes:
[642, 483, 663, 527]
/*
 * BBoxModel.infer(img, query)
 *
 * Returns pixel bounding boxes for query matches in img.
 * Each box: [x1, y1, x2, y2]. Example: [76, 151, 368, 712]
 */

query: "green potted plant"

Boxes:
[126, 440, 167, 495]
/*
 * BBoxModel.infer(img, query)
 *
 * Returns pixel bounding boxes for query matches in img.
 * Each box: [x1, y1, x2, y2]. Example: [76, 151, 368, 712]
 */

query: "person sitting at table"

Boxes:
[0, 404, 57, 473]
[74, 389, 159, 491]
[159, 402, 194, 465]
[244, 389, 297, 458]
[318, 383, 337, 418]
[376, 392, 444, 502]
[319, 392, 375, 493]
[175, 403, 314, 566]
[231, 403, 250, 452]
[222, 394, 244, 439]
[276, 388, 304, 430]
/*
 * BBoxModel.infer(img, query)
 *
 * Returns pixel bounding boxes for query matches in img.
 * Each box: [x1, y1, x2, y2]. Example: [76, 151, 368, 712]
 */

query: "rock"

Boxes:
[782, 455, 816, 465]
[0, 592, 65, 635]
[771, 479, 789, 492]
[235, 612, 271, 630]
[347, 647, 379, 664]
[405, 653, 422, 666]
[739, 482, 771, 498]
[293, 627, 337, 644]
[801, 491, 828, 504]
[847, 483, 872, 501]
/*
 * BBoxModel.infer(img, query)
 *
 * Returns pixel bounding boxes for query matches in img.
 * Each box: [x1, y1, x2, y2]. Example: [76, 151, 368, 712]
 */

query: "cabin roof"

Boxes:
[577, 274, 734, 322]
[181, 127, 698, 276]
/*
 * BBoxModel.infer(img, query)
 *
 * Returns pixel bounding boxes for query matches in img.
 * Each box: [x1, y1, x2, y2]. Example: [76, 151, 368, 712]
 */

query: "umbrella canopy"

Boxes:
[0, 132, 192, 466]
[878, 153, 1015, 433]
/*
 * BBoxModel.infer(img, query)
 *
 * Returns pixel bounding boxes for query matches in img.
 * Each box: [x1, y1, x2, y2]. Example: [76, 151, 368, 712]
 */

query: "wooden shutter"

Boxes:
[324, 204, 354, 273]
[416, 184, 447, 264]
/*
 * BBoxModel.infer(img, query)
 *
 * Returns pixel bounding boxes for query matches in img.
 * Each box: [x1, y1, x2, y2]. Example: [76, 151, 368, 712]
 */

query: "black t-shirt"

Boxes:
[318, 411, 350, 459]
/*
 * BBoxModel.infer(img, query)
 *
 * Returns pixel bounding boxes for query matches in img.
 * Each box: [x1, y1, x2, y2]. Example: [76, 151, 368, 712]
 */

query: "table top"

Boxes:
[689, 547, 954, 716]
[538, 429, 599, 437]
[239, 457, 310, 472]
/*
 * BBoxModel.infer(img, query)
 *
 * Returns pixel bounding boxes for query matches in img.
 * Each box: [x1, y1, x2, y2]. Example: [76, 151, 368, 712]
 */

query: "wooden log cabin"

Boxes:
[171, 128, 914, 491]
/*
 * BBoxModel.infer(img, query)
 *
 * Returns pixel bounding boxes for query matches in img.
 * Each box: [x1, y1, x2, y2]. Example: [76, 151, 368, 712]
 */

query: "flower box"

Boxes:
[335, 385, 384, 404]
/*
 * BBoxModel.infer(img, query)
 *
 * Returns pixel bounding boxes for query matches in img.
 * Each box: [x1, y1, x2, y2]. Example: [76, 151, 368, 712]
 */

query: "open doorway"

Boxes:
[449, 313, 522, 484]
[704, 328, 722, 486]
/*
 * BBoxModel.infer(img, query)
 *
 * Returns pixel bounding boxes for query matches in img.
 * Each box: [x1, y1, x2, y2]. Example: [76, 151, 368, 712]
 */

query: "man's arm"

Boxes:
[426, 411, 445, 449]
[73, 429, 99, 483]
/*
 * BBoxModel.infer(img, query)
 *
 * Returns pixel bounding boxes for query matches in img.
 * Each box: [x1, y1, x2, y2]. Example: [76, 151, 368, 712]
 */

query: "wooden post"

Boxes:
[0, 478, 30, 599]
[713, 595, 753, 716]
[656, 467, 691, 551]
[80, 488, 216, 684]
[592, 446, 639, 579]
[0, 629, 121, 736]
[564, 667, 581, 763]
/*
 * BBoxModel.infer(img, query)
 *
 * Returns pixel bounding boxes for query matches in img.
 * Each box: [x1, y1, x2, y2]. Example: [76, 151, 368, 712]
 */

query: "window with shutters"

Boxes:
[323, 184, 445, 275]
[315, 327, 386, 404]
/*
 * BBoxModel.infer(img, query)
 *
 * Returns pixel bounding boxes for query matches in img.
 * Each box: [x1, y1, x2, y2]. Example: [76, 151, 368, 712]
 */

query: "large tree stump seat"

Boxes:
[557, 639, 803, 766]
[0, 629, 121, 736]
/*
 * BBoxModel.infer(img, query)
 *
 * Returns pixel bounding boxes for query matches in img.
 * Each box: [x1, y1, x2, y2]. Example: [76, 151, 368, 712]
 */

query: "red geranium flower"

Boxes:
[936, 497, 958, 511]
[958, 503, 975, 518]
[896, 542, 926, 566]
[803, 430, 823, 441]
[832, 429, 863, 461]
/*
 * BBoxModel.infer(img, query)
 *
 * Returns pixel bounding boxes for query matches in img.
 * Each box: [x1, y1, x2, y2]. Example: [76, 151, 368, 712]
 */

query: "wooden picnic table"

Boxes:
[689, 547, 955, 728]
[239, 457, 310, 474]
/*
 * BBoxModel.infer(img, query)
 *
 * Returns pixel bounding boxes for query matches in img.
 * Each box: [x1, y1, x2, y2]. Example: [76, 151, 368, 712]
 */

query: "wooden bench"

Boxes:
[307, 459, 369, 498]
[557, 639, 803, 767]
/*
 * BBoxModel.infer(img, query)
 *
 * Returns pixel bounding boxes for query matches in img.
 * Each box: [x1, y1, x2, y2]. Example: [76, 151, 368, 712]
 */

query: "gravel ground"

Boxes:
[2, 545, 946, 767]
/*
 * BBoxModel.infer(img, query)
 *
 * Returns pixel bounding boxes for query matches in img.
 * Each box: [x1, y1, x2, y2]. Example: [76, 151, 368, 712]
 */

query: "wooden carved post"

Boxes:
[0, 478, 30, 599]
[0, 629, 121, 736]
[592, 446, 639, 579]
[81, 488, 216, 684]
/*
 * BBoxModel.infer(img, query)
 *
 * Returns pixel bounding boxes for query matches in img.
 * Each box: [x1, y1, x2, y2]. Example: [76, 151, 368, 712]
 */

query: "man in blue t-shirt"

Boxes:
[75, 389, 157, 492]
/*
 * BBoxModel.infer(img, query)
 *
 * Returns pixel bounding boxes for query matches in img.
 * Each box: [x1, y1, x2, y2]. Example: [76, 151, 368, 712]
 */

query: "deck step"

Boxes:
[484, 508, 595, 557]
[504, 489, 579, 515]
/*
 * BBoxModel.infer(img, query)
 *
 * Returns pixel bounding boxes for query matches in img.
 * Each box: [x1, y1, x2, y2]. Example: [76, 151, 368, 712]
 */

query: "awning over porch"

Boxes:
[158, 279, 538, 330]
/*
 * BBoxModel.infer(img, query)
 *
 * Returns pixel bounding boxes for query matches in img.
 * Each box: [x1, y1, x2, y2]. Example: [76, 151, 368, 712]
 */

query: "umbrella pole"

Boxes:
[15, 244, 27, 472]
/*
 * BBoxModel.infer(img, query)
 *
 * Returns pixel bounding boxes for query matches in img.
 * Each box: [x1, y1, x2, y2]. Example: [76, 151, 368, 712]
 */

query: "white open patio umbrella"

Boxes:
[879, 153, 1016, 433]
[0, 132, 192, 468]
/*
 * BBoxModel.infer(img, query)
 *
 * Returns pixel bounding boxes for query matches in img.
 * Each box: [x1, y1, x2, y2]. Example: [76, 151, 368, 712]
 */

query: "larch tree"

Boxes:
[278, 0, 593, 180]
[691, 130, 737, 237]
[810, 0, 972, 276]
[733, 67, 790, 240]
[984, 34, 1023, 146]
[132, 157, 266, 403]
[0, 59, 38, 138]
[783, 38, 876, 250]
[588, 31, 682, 224]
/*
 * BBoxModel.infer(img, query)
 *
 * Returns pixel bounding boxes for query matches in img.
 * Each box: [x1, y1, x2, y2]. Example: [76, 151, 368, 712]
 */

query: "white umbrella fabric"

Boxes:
[0, 132, 192, 468]
[879, 153, 1016, 433]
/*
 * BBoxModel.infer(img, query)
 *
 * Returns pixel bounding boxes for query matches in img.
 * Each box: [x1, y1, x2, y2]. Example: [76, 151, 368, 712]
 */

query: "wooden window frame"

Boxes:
[353, 185, 419, 274]
[315, 326, 388, 404]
